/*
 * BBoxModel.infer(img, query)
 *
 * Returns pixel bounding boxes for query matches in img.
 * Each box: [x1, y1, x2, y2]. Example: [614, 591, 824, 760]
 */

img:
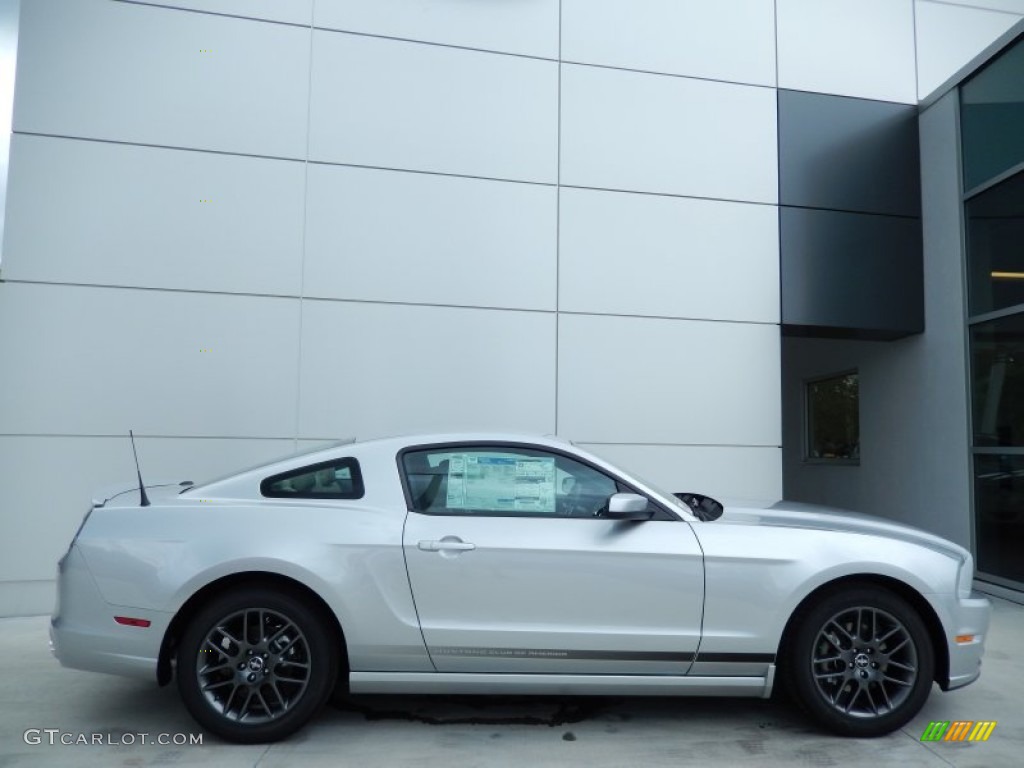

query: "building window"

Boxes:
[805, 372, 860, 463]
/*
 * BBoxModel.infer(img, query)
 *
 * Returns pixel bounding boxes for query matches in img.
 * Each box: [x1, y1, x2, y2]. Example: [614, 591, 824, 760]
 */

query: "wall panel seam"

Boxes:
[0, 433, 299, 440]
[1, 279, 782, 326]
[917, 0, 1024, 17]
[780, 203, 921, 221]
[912, 0, 921, 100]
[112, 2, 784, 90]
[555, 0, 562, 435]
[14, 132, 787, 207]
[294, 1, 315, 452]
[111, 0, 312, 28]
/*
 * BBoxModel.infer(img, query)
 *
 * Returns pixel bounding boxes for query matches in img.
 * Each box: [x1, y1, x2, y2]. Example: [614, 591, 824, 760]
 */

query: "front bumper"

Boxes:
[50, 545, 169, 682]
[941, 591, 990, 691]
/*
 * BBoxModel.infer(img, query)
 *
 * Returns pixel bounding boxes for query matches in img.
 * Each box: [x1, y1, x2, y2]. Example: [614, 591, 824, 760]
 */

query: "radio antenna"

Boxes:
[129, 430, 151, 507]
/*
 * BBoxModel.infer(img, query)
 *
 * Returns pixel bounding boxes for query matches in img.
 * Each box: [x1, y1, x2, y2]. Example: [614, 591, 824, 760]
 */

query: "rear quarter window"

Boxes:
[260, 458, 364, 500]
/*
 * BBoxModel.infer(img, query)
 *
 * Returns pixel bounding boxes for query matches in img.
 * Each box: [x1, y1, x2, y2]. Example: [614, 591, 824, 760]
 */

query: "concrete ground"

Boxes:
[0, 598, 1020, 767]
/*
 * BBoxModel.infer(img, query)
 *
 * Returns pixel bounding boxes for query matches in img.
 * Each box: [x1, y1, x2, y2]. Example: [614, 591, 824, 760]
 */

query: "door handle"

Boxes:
[418, 538, 476, 552]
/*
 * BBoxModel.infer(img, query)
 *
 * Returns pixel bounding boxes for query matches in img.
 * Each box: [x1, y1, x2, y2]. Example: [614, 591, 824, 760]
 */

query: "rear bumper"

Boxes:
[50, 545, 169, 682]
[941, 591, 990, 691]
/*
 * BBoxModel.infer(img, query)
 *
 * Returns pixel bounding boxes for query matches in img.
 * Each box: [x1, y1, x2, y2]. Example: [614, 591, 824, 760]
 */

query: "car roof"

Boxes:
[183, 432, 576, 496]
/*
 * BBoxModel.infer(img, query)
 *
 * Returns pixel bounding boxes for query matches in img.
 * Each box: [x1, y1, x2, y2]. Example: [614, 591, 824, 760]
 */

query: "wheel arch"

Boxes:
[157, 571, 348, 687]
[776, 574, 949, 688]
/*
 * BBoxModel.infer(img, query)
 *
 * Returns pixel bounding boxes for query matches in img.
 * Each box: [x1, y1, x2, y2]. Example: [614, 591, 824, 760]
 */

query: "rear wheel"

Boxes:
[176, 587, 337, 743]
[788, 586, 934, 736]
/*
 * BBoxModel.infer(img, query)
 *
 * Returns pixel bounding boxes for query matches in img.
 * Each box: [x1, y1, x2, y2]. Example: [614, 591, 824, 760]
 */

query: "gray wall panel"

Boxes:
[781, 207, 923, 336]
[778, 90, 920, 217]
[778, 90, 924, 337]
[782, 91, 972, 548]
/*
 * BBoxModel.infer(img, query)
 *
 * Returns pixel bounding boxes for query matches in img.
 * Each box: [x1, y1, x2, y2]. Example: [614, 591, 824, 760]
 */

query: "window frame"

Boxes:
[260, 457, 365, 500]
[803, 370, 860, 466]
[395, 441, 678, 521]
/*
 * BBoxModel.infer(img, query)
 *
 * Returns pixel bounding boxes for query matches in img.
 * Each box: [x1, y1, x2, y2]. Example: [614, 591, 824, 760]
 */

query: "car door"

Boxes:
[400, 443, 705, 675]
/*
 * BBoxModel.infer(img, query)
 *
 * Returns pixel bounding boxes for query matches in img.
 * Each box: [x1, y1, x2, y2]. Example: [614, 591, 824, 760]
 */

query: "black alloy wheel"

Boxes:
[788, 586, 934, 737]
[177, 587, 337, 743]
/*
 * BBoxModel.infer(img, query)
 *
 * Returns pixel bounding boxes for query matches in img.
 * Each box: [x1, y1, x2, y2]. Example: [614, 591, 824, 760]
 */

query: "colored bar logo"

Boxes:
[921, 721, 997, 742]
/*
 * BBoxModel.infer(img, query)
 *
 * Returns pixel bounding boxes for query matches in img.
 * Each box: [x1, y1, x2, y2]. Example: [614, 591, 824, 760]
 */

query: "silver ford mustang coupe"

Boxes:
[51, 433, 990, 743]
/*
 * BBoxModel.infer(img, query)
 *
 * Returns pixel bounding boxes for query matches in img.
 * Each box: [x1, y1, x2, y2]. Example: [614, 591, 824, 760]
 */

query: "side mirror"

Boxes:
[605, 492, 652, 520]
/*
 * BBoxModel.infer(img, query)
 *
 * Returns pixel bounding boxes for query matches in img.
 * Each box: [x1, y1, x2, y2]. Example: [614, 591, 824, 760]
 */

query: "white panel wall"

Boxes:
[0, 283, 301, 437]
[561, 64, 778, 202]
[119, 0, 314, 25]
[13, 0, 310, 157]
[304, 165, 556, 310]
[558, 315, 781, 446]
[309, 31, 558, 182]
[298, 302, 556, 438]
[580, 444, 783, 504]
[559, 188, 779, 323]
[2, 134, 305, 294]
[0, 434, 295, 616]
[314, 0, 559, 59]
[915, 1, 1022, 98]
[2, 0, 1009, 619]
[562, 0, 776, 86]
[1, 0, 797, 615]
[777, 0, 917, 103]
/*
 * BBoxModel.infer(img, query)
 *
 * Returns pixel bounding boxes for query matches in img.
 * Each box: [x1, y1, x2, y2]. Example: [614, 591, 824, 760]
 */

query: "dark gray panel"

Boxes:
[781, 207, 923, 338]
[778, 90, 921, 218]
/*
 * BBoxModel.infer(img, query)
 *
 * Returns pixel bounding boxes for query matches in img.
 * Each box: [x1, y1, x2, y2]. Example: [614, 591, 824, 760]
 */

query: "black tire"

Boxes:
[788, 586, 934, 737]
[176, 587, 337, 743]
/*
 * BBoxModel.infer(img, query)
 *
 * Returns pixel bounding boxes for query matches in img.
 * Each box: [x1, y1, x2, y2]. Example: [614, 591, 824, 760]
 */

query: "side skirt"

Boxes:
[350, 668, 776, 698]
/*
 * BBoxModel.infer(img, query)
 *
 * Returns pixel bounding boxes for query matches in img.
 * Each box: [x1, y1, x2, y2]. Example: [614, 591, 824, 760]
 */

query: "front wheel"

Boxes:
[176, 587, 337, 743]
[788, 586, 934, 737]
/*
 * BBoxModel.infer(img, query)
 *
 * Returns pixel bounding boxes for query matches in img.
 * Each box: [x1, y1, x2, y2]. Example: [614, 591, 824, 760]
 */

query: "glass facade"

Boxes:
[966, 173, 1024, 316]
[973, 454, 1024, 584]
[961, 36, 1024, 192]
[971, 315, 1024, 448]
[963, 34, 1024, 589]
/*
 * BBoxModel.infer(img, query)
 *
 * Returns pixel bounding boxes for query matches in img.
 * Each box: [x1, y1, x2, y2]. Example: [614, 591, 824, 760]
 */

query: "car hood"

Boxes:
[719, 500, 969, 561]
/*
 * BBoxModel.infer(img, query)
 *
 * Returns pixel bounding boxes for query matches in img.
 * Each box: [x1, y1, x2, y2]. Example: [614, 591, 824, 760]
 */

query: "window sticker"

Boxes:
[445, 453, 556, 513]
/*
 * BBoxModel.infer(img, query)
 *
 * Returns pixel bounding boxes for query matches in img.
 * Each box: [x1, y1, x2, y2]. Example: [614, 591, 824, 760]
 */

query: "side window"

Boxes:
[401, 446, 620, 518]
[261, 458, 364, 499]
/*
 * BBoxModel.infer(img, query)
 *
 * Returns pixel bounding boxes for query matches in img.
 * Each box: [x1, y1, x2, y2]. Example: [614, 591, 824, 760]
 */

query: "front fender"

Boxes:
[692, 522, 961, 657]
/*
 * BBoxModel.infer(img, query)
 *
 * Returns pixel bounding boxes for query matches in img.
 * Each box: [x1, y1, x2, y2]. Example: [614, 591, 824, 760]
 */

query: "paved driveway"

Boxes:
[0, 597, 1020, 767]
